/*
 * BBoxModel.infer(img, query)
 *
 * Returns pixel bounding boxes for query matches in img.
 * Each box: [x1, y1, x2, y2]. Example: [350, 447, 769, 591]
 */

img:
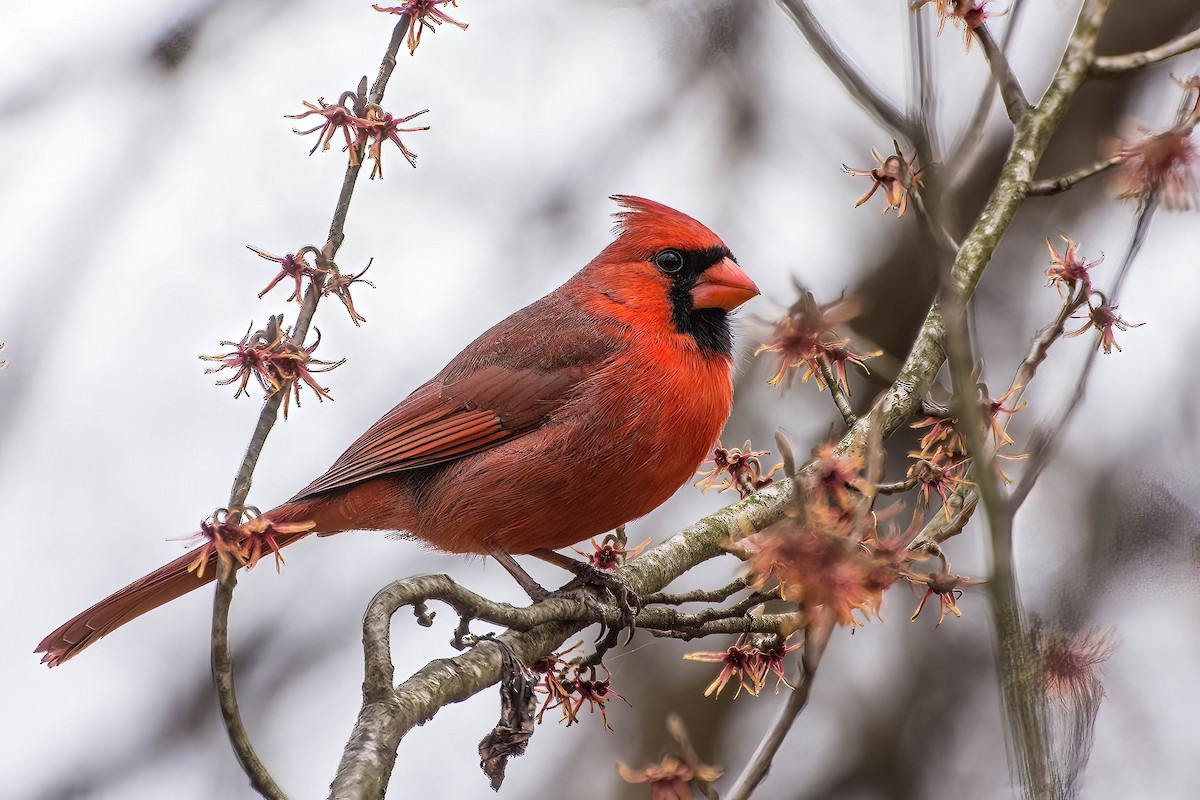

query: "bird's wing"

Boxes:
[289, 294, 612, 501]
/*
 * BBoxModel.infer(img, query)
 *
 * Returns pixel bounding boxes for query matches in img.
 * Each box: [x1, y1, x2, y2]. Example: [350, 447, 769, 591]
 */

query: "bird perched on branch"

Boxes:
[37, 196, 758, 666]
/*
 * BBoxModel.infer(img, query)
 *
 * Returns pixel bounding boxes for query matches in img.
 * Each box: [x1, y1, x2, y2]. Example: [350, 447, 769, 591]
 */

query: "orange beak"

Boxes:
[691, 257, 759, 311]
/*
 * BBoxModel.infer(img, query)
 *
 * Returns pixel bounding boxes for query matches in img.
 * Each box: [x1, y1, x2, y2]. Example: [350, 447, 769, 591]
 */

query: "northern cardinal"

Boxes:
[37, 196, 758, 666]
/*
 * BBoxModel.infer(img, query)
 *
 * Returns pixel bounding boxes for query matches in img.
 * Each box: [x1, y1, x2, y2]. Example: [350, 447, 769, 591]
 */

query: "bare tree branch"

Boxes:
[210, 16, 412, 799]
[775, 0, 916, 141]
[1091, 25, 1200, 77]
[1027, 155, 1124, 196]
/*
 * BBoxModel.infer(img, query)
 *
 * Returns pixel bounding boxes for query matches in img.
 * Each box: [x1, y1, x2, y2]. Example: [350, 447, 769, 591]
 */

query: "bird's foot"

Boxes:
[490, 547, 640, 642]
[525, 583, 612, 629]
[559, 564, 640, 644]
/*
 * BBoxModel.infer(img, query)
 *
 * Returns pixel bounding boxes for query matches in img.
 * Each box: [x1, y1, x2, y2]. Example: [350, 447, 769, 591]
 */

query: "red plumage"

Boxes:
[37, 196, 758, 666]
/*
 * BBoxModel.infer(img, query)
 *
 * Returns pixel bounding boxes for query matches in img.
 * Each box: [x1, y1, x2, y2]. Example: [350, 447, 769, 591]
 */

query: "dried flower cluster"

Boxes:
[200, 315, 345, 416]
[248, 245, 376, 326]
[616, 716, 724, 800]
[373, 1, 468, 55]
[573, 529, 650, 571]
[911, 0, 1007, 51]
[1037, 625, 1117, 702]
[1103, 76, 1200, 210]
[1105, 126, 1198, 210]
[707, 437, 986, 644]
[289, 95, 429, 178]
[694, 441, 781, 499]
[844, 142, 923, 216]
[718, 442, 978, 634]
[183, 508, 315, 579]
[683, 637, 800, 698]
[1045, 235, 1103, 298]
[531, 657, 629, 731]
[908, 568, 981, 626]
[910, 379, 1025, 491]
[1066, 292, 1143, 354]
[756, 290, 879, 394]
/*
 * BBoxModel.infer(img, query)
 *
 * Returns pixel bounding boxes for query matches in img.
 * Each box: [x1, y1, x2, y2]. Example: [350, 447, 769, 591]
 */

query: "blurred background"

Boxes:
[2, 1, 1198, 797]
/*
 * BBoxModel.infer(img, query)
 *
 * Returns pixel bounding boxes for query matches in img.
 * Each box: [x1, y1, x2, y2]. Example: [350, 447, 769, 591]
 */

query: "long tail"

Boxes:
[36, 507, 317, 667]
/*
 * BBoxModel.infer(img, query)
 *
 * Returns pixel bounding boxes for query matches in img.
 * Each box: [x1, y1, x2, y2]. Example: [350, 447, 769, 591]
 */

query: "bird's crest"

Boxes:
[610, 195, 725, 252]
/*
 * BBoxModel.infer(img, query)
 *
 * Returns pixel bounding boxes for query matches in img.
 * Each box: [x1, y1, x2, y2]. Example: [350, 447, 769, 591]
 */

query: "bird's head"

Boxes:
[580, 195, 759, 355]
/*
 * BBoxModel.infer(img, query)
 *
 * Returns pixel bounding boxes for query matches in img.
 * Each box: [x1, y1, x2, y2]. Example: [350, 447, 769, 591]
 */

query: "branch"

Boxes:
[976, 23, 1030, 125]
[1027, 155, 1124, 196]
[941, 3, 1110, 797]
[211, 16, 412, 799]
[1091, 25, 1200, 77]
[775, 0, 916, 141]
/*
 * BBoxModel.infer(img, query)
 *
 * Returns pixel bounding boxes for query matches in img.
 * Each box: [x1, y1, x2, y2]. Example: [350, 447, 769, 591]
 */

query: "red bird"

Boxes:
[37, 196, 758, 666]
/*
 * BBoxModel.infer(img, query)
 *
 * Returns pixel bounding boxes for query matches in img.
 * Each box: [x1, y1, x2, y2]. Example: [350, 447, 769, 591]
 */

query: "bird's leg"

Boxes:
[531, 548, 640, 640]
[488, 548, 553, 600]
[488, 548, 610, 624]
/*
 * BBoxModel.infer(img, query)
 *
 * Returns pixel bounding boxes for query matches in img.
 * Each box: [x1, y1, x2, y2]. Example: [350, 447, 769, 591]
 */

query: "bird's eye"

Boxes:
[654, 249, 684, 274]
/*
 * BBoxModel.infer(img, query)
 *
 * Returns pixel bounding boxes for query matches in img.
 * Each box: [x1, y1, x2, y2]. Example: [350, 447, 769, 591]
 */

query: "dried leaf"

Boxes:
[478, 639, 537, 791]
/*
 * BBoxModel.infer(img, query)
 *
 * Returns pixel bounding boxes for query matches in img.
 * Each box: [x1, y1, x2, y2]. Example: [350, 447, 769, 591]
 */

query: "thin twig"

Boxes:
[818, 361, 857, 426]
[877, 475, 919, 495]
[642, 578, 750, 606]
[725, 613, 833, 800]
[1009, 195, 1157, 511]
[775, 0, 916, 140]
[1091, 25, 1200, 77]
[909, 486, 979, 551]
[212, 567, 286, 799]
[1027, 155, 1125, 196]
[210, 16, 412, 799]
[976, 23, 1030, 125]
[1006, 286, 1089, 418]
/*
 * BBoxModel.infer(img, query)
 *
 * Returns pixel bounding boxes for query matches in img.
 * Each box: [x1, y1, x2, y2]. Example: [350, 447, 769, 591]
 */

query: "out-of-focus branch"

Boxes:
[211, 16, 412, 800]
[941, 2, 1109, 797]
[1027, 155, 1124, 196]
[775, 0, 916, 141]
[1091, 26, 1200, 77]
[724, 613, 833, 800]
[908, 6, 942, 160]
[977, 24, 1030, 124]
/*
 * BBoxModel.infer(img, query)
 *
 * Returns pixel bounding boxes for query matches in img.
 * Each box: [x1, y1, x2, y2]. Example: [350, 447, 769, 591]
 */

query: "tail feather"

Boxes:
[36, 529, 312, 667]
